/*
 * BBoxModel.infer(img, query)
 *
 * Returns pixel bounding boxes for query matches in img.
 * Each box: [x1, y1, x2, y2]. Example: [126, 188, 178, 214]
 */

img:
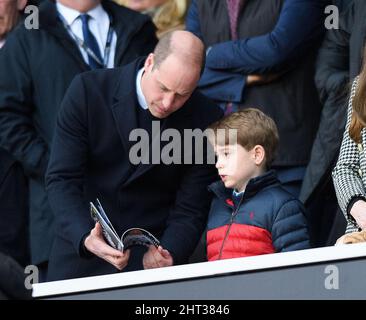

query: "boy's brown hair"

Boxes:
[208, 108, 279, 167]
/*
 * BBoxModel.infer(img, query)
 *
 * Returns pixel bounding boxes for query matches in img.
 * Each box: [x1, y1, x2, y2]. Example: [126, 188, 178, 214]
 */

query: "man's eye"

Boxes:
[177, 93, 188, 99]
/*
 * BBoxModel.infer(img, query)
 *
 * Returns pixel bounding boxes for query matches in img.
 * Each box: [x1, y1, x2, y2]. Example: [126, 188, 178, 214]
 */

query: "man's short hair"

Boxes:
[209, 108, 279, 167]
[152, 31, 205, 74]
[153, 31, 174, 69]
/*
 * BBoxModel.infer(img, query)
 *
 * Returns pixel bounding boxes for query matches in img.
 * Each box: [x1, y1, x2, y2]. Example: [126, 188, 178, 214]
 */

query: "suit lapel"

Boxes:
[111, 86, 139, 157]
[110, 59, 143, 186]
[123, 103, 194, 186]
[112, 67, 154, 186]
[40, 0, 89, 71]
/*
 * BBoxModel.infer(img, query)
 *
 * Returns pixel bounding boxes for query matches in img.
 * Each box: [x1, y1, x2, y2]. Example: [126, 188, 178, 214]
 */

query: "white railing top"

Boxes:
[32, 242, 366, 298]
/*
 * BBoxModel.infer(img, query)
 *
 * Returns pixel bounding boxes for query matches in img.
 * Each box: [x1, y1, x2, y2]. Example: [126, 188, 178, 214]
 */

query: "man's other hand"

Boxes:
[143, 245, 173, 269]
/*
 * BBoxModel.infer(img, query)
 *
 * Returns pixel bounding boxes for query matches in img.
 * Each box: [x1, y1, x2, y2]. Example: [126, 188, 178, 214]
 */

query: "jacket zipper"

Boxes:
[218, 196, 244, 260]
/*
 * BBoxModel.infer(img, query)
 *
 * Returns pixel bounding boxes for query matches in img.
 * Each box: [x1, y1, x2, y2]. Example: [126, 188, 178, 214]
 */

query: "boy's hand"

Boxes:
[143, 245, 173, 269]
[84, 222, 130, 270]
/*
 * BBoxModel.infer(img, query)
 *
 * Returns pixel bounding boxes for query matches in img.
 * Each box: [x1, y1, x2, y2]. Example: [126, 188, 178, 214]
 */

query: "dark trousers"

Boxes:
[305, 177, 346, 247]
[0, 150, 30, 267]
[0, 252, 32, 300]
[37, 261, 48, 283]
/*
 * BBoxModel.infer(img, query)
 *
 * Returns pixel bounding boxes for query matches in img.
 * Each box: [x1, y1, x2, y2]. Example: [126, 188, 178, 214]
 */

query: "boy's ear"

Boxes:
[253, 145, 265, 166]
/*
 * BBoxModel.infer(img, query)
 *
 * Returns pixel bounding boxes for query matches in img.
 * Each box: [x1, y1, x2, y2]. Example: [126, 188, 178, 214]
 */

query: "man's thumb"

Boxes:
[95, 222, 103, 235]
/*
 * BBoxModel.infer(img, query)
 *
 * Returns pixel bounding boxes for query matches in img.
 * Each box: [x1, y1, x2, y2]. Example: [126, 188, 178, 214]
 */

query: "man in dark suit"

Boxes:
[46, 30, 223, 281]
[0, 0, 30, 268]
[0, 0, 157, 280]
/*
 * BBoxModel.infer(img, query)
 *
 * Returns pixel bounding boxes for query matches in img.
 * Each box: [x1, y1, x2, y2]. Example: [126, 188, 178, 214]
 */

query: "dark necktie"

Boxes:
[226, 0, 244, 40]
[80, 14, 103, 69]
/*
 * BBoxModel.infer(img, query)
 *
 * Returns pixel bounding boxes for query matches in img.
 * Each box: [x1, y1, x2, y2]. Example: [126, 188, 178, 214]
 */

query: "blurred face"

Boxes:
[215, 144, 263, 192]
[0, 0, 25, 40]
[141, 53, 200, 119]
[125, 0, 167, 12]
[57, 0, 101, 13]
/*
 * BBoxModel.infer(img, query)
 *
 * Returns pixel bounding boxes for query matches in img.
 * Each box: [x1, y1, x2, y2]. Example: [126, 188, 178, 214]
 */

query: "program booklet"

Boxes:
[90, 198, 160, 252]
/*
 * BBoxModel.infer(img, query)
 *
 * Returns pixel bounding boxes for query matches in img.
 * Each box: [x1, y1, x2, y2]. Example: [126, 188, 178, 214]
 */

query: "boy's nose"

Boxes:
[215, 160, 223, 169]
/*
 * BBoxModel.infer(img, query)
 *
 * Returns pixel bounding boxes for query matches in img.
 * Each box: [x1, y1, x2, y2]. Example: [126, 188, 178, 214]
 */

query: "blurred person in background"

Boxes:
[0, 0, 27, 48]
[299, 0, 366, 247]
[0, 0, 157, 281]
[0, 0, 30, 269]
[332, 49, 366, 242]
[117, 0, 188, 38]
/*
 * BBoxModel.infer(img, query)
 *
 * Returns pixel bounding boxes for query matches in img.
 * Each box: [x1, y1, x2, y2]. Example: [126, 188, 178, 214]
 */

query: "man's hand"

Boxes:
[143, 245, 173, 269]
[350, 200, 366, 230]
[84, 222, 130, 270]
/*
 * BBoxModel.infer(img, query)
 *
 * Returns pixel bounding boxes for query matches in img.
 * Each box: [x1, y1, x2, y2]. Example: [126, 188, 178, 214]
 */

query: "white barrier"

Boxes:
[32, 243, 366, 299]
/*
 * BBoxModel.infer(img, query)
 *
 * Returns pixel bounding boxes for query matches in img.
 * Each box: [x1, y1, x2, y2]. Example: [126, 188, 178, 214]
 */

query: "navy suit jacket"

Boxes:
[46, 58, 223, 280]
[0, 0, 157, 265]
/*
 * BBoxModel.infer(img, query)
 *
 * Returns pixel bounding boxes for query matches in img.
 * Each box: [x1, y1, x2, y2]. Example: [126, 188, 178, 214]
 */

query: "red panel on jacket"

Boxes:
[207, 224, 275, 261]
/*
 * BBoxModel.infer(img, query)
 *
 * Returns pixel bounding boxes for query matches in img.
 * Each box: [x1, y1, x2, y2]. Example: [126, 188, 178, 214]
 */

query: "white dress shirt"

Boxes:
[56, 1, 117, 68]
[233, 189, 244, 197]
[136, 68, 149, 110]
[0, 39, 5, 49]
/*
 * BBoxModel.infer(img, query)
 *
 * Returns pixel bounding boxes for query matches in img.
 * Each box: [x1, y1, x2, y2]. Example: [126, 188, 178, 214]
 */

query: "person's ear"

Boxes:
[252, 145, 265, 166]
[17, 0, 27, 11]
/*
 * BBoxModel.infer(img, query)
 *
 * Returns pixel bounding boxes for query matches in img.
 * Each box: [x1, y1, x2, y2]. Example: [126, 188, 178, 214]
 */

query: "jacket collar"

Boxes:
[39, 0, 89, 70]
[39, 0, 130, 31]
[38, 0, 146, 68]
[111, 57, 144, 157]
[209, 170, 280, 203]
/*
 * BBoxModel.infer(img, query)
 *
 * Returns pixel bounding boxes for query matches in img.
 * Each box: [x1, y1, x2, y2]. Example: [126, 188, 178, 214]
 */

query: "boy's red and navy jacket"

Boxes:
[206, 170, 310, 261]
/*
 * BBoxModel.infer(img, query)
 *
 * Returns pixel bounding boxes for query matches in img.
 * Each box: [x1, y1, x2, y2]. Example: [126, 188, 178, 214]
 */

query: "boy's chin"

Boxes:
[223, 181, 235, 189]
[225, 181, 243, 191]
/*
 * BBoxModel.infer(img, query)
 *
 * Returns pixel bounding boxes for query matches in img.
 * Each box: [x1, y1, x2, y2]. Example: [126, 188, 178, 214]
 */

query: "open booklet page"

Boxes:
[90, 199, 160, 252]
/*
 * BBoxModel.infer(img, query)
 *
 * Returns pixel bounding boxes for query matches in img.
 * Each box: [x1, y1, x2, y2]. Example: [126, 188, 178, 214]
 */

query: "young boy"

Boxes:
[206, 108, 310, 261]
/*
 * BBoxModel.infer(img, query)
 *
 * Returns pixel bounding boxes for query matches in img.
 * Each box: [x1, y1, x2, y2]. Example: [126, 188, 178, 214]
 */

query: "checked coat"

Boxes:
[333, 76, 366, 233]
